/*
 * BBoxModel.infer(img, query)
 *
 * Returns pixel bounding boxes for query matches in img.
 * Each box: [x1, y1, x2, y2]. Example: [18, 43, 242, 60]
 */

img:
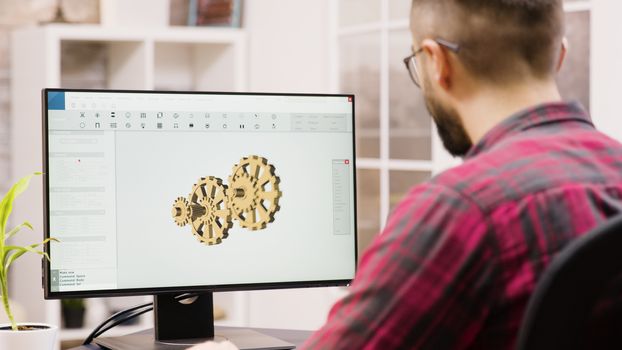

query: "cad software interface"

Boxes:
[45, 90, 356, 293]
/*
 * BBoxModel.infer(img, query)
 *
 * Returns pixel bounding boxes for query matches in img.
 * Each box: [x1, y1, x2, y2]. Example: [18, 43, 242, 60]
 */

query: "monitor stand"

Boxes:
[94, 293, 295, 350]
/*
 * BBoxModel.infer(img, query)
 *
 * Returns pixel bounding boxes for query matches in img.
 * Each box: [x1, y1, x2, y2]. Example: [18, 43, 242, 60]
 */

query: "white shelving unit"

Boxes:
[10, 23, 247, 348]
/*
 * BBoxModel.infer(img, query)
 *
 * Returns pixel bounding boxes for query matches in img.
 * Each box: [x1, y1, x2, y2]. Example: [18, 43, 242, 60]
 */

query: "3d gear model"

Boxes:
[228, 156, 282, 231]
[189, 177, 232, 245]
[171, 156, 282, 245]
[172, 177, 232, 245]
[172, 197, 192, 227]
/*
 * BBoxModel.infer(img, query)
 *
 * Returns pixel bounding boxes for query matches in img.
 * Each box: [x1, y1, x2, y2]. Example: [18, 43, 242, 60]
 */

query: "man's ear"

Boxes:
[421, 38, 452, 90]
[556, 37, 568, 73]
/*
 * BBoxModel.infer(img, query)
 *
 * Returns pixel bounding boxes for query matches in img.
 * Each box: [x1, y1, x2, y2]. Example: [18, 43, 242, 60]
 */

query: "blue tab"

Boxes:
[48, 91, 65, 110]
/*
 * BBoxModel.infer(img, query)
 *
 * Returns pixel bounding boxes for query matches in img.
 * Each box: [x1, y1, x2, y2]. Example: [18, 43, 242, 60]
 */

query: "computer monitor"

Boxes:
[42, 89, 357, 349]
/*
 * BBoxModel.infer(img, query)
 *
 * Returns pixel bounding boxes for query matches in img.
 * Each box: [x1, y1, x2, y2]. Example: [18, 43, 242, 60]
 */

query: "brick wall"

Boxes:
[0, 26, 10, 192]
[0, 0, 106, 193]
[0, 0, 57, 192]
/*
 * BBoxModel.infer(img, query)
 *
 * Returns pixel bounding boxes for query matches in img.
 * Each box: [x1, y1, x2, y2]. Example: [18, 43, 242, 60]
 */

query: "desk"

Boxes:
[68, 327, 312, 349]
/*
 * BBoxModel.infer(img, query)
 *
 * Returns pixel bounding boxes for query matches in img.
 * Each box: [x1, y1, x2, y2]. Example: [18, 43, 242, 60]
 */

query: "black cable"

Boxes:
[91, 305, 154, 340]
[83, 293, 200, 345]
[83, 302, 152, 345]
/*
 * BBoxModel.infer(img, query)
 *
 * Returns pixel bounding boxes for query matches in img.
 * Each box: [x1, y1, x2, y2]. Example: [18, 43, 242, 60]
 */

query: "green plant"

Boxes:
[61, 298, 85, 329]
[0, 173, 58, 331]
[61, 298, 84, 310]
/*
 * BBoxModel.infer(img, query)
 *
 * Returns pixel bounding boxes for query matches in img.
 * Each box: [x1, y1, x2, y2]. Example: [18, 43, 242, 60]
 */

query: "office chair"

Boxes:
[516, 214, 622, 350]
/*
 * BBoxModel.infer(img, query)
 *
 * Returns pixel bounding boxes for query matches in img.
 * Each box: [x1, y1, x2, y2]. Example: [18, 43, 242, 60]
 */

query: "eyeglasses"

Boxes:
[403, 38, 461, 88]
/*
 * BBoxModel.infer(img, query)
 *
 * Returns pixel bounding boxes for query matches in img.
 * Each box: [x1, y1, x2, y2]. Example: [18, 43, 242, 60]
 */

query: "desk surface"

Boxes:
[68, 327, 313, 349]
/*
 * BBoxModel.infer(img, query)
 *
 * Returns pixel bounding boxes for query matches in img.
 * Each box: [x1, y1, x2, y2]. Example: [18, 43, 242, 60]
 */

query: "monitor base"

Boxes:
[95, 327, 295, 350]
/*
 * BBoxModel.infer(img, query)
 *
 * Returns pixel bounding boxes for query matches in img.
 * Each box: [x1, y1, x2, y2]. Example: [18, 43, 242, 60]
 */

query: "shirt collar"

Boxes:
[465, 101, 593, 159]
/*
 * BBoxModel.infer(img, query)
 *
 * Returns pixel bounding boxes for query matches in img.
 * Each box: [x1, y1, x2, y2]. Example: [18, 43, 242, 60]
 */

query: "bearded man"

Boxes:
[301, 0, 622, 348]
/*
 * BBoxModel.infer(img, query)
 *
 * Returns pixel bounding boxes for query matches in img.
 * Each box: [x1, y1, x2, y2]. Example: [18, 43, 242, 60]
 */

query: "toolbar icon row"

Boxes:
[78, 121, 280, 130]
[77, 111, 282, 120]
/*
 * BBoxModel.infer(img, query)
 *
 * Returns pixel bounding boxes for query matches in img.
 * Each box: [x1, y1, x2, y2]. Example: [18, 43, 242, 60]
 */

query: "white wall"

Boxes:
[590, 0, 622, 142]
[241, 0, 347, 330]
[245, 0, 330, 93]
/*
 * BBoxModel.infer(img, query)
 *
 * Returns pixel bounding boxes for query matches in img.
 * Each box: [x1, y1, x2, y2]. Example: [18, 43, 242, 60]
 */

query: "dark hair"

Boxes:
[411, 0, 564, 83]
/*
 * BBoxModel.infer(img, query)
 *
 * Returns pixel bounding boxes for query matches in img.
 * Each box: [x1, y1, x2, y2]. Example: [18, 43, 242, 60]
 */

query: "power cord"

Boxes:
[83, 293, 199, 345]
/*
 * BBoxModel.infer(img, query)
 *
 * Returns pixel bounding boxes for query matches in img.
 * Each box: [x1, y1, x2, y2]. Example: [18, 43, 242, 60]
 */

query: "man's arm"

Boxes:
[301, 183, 497, 349]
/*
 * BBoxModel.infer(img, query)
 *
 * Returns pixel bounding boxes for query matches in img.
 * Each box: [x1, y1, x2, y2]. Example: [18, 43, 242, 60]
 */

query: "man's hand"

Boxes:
[187, 340, 239, 350]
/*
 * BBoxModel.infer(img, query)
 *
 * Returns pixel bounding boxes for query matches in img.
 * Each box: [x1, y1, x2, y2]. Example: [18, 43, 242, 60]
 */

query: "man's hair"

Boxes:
[411, 0, 564, 84]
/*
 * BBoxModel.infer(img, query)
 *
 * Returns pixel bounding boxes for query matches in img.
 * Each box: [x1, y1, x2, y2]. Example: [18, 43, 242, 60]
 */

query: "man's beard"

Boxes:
[423, 80, 472, 157]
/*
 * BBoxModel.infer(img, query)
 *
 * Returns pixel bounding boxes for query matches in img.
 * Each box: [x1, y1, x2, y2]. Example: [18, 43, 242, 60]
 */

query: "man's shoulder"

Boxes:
[430, 128, 622, 213]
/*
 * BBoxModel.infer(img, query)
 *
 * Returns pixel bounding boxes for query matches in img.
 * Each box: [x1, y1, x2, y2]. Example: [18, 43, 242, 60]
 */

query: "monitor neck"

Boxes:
[93, 292, 295, 349]
[154, 292, 215, 341]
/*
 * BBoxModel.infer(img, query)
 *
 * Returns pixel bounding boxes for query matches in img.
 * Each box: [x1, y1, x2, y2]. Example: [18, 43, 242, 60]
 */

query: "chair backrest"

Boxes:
[516, 214, 622, 350]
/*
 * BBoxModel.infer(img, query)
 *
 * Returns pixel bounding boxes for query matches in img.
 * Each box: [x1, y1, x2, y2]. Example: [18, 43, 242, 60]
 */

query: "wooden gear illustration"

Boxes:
[171, 155, 282, 245]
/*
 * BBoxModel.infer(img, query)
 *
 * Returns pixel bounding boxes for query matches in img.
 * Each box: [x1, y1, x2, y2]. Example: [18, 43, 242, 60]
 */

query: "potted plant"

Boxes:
[61, 298, 85, 328]
[0, 173, 59, 349]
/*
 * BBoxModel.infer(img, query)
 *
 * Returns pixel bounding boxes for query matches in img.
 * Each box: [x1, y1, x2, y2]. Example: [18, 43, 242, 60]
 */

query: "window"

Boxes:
[335, 0, 591, 258]
[558, 1, 591, 111]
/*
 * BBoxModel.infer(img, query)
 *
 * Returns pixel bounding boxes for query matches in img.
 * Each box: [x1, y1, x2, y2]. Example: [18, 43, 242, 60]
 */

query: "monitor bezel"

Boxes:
[42, 88, 358, 299]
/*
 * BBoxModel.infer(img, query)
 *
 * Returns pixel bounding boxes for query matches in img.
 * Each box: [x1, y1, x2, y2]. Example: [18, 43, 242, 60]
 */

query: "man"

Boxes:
[300, 0, 622, 348]
[192, 0, 622, 348]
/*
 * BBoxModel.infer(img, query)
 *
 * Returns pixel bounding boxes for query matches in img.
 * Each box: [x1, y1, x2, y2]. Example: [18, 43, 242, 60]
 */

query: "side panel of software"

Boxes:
[47, 110, 118, 292]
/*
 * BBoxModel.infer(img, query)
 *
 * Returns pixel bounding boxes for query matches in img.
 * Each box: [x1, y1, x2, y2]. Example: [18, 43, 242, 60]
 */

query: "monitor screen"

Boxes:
[43, 89, 357, 297]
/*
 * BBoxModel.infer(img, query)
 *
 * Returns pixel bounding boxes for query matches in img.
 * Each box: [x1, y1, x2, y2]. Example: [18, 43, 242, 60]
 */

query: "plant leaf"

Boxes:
[6, 221, 34, 239]
[3, 249, 28, 272]
[3, 238, 58, 271]
[0, 173, 39, 240]
[4, 247, 47, 271]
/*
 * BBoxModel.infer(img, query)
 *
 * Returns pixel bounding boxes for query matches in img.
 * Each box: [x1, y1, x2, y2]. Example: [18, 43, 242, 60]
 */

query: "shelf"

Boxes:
[12, 23, 247, 91]
[35, 23, 246, 43]
[10, 23, 249, 350]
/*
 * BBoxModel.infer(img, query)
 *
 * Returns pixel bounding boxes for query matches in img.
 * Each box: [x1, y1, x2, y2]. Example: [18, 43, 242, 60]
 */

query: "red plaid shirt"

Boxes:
[302, 102, 622, 349]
